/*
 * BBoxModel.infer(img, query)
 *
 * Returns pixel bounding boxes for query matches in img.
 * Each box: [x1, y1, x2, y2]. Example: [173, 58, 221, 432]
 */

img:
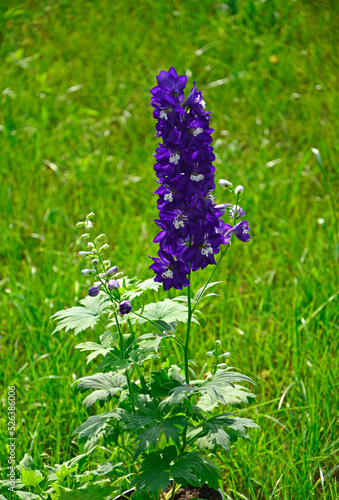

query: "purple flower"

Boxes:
[229, 205, 245, 220]
[88, 285, 101, 297]
[119, 301, 132, 315]
[108, 279, 120, 290]
[103, 266, 119, 276]
[149, 68, 240, 290]
[149, 250, 190, 291]
[181, 233, 224, 271]
[223, 221, 251, 242]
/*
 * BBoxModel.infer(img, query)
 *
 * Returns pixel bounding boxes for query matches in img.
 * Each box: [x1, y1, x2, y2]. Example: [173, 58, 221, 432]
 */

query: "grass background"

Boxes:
[0, 0, 338, 498]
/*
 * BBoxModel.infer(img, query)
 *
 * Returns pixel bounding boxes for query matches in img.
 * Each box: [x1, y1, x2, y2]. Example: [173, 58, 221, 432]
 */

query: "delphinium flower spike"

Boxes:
[149, 67, 251, 290]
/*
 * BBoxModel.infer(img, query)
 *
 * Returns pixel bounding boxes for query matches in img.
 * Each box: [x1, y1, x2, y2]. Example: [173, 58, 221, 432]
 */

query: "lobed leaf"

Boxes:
[52, 295, 111, 335]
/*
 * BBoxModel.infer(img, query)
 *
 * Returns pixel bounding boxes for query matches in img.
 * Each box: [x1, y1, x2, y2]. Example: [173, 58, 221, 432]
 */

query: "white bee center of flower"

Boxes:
[173, 214, 187, 229]
[193, 127, 204, 137]
[201, 99, 206, 108]
[242, 228, 249, 234]
[162, 269, 173, 279]
[169, 152, 180, 164]
[164, 192, 173, 202]
[201, 243, 213, 256]
[190, 174, 204, 182]
[160, 110, 168, 120]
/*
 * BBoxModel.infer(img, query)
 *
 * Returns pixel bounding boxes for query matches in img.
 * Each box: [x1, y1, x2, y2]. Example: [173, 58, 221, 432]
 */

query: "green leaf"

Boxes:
[57, 483, 113, 500]
[170, 453, 221, 489]
[15, 492, 43, 500]
[19, 454, 35, 471]
[131, 450, 171, 492]
[21, 467, 44, 487]
[52, 295, 111, 335]
[199, 368, 256, 406]
[73, 410, 121, 443]
[74, 372, 127, 409]
[194, 282, 223, 303]
[55, 464, 78, 482]
[123, 277, 161, 301]
[198, 457, 221, 490]
[75, 331, 118, 364]
[82, 461, 122, 477]
[128, 299, 200, 330]
[170, 453, 202, 487]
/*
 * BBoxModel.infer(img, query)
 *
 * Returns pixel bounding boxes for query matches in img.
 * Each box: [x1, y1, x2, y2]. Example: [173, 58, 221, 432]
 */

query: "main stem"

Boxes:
[184, 272, 192, 384]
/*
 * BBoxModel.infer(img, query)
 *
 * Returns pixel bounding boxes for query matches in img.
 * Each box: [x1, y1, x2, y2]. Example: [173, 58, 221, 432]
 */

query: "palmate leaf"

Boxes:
[73, 410, 121, 443]
[132, 416, 190, 459]
[52, 295, 111, 335]
[131, 450, 171, 492]
[74, 372, 127, 409]
[125, 299, 200, 331]
[75, 331, 118, 364]
[122, 277, 162, 301]
[198, 384, 257, 410]
[170, 452, 221, 489]
[198, 368, 256, 407]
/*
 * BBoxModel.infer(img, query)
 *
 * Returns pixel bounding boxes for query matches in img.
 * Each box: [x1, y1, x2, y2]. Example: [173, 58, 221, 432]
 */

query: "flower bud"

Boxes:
[206, 350, 215, 358]
[104, 266, 119, 276]
[215, 340, 221, 346]
[79, 251, 90, 257]
[88, 285, 100, 297]
[91, 259, 99, 265]
[235, 185, 244, 194]
[219, 179, 233, 188]
[81, 269, 95, 275]
[220, 352, 231, 359]
[214, 203, 232, 215]
[108, 279, 120, 290]
[119, 300, 132, 315]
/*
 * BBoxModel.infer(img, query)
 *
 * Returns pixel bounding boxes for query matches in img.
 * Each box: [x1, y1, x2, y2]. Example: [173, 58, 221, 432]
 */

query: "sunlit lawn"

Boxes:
[1, 0, 338, 498]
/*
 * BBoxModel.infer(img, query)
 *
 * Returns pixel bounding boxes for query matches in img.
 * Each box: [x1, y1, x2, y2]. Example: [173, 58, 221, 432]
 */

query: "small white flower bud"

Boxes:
[235, 185, 244, 194]
[219, 179, 233, 188]
[81, 269, 95, 275]
[220, 352, 231, 359]
[215, 340, 222, 346]
[217, 363, 227, 368]
[206, 351, 215, 358]
[78, 251, 90, 257]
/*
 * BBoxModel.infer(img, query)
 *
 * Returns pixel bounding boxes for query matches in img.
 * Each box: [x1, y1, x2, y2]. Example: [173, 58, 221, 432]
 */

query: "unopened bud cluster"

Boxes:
[76, 213, 131, 315]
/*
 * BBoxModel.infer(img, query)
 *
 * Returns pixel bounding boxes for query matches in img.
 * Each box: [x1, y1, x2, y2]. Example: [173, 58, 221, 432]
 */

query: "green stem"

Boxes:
[184, 272, 192, 384]
[113, 310, 135, 412]
[170, 480, 177, 500]
[191, 192, 240, 315]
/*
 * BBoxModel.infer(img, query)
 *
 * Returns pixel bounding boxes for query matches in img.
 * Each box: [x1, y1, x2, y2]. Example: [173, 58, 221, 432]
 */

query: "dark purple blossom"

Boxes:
[222, 221, 251, 242]
[88, 285, 101, 297]
[149, 250, 190, 291]
[149, 68, 248, 290]
[103, 266, 119, 276]
[119, 301, 132, 315]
